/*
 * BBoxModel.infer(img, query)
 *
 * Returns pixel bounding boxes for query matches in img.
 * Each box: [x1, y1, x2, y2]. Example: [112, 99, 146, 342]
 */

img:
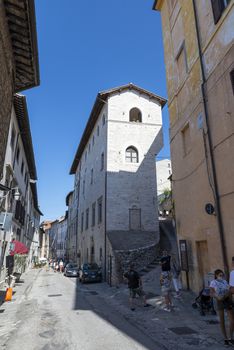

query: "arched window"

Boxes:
[129, 107, 142, 122]
[125, 146, 138, 163]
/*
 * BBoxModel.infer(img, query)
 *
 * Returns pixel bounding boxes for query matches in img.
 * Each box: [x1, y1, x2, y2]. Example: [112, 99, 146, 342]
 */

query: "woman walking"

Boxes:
[210, 269, 234, 347]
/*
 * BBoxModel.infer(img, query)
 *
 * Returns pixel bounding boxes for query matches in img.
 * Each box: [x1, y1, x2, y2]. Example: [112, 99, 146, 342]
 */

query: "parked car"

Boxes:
[64, 263, 79, 277]
[79, 263, 102, 283]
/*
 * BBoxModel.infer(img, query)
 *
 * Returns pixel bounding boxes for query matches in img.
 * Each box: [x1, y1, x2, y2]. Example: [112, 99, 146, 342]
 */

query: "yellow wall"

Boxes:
[156, 0, 234, 292]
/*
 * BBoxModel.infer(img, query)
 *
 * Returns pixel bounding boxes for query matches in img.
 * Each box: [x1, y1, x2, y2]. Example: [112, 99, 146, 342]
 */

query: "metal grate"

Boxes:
[168, 327, 197, 335]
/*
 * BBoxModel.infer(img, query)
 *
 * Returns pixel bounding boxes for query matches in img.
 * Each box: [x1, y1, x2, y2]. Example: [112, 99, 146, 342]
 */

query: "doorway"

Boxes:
[196, 240, 210, 289]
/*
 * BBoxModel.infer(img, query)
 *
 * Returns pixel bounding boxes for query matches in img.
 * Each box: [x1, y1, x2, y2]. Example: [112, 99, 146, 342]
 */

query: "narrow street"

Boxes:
[0, 266, 226, 350]
[0, 269, 161, 350]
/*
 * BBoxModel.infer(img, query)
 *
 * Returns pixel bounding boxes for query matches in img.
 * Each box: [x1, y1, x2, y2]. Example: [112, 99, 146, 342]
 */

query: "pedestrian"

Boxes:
[59, 260, 64, 273]
[210, 269, 234, 347]
[160, 250, 171, 272]
[123, 263, 150, 311]
[160, 271, 173, 312]
[171, 255, 182, 298]
[229, 257, 234, 295]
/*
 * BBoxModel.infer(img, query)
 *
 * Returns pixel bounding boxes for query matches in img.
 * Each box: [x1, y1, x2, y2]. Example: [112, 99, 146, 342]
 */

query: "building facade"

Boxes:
[156, 159, 171, 195]
[154, 0, 234, 291]
[56, 214, 68, 261]
[48, 220, 58, 259]
[0, 95, 42, 285]
[39, 221, 52, 260]
[65, 191, 78, 262]
[0, 0, 39, 178]
[70, 83, 166, 284]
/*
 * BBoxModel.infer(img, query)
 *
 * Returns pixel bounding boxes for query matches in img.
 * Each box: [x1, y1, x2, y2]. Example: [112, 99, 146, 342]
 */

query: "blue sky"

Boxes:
[24, 0, 170, 220]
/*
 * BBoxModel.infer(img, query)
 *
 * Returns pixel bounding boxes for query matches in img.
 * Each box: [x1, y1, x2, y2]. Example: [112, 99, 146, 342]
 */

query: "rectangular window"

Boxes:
[97, 125, 100, 136]
[230, 69, 234, 95]
[211, 0, 230, 24]
[91, 169, 93, 184]
[83, 179, 85, 196]
[129, 208, 141, 230]
[181, 123, 191, 156]
[21, 160, 24, 175]
[102, 114, 106, 126]
[98, 196, 103, 224]
[176, 42, 188, 86]
[85, 208, 89, 230]
[24, 172, 28, 184]
[10, 127, 16, 149]
[92, 202, 96, 227]
[92, 135, 95, 146]
[16, 146, 20, 163]
[81, 213, 84, 232]
[101, 153, 104, 171]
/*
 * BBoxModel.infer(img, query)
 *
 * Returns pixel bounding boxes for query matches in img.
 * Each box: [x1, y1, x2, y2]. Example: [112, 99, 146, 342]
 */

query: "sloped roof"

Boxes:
[4, 0, 40, 91]
[14, 93, 37, 180]
[70, 83, 167, 174]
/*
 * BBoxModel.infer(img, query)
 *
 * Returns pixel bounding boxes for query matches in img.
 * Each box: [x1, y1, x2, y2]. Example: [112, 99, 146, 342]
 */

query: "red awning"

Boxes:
[10, 240, 29, 256]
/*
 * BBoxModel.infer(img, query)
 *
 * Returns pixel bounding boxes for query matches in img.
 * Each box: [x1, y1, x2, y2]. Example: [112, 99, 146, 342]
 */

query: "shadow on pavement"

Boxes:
[72, 278, 166, 350]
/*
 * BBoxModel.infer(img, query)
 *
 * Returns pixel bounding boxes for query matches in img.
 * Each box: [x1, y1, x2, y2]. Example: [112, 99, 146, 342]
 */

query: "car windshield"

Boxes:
[83, 263, 99, 270]
[69, 264, 78, 268]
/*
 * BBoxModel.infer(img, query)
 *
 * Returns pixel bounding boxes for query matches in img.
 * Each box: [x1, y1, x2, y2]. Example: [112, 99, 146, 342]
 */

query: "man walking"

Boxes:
[160, 250, 171, 272]
[123, 263, 149, 311]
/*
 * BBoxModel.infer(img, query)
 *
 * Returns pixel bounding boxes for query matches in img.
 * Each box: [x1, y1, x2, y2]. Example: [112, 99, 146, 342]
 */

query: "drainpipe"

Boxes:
[104, 170, 107, 282]
[192, 0, 229, 276]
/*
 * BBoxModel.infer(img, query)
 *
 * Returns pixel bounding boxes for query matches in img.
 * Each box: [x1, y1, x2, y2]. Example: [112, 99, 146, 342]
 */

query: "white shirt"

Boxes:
[229, 270, 234, 287]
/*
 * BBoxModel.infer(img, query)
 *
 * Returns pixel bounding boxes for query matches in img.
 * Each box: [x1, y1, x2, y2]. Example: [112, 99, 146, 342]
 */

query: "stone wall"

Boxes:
[0, 3, 14, 178]
[110, 243, 159, 286]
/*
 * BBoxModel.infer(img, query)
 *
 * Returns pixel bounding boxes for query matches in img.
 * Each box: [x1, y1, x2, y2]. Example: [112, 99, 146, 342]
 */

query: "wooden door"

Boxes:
[196, 240, 210, 289]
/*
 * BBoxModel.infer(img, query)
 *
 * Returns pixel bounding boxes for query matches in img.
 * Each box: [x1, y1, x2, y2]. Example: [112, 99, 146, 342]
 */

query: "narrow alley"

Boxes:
[0, 266, 226, 350]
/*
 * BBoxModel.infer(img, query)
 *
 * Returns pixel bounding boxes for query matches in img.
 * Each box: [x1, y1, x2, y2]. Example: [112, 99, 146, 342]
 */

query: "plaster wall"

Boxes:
[157, 0, 234, 292]
[106, 90, 163, 233]
[75, 105, 107, 266]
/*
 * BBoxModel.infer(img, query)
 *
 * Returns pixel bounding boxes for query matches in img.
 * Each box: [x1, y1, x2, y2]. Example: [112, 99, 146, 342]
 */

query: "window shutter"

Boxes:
[230, 69, 234, 94]
[211, 0, 224, 24]
[15, 201, 20, 220]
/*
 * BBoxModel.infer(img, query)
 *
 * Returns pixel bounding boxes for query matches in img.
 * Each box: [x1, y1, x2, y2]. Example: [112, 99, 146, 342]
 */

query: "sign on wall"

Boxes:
[179, 239, 189, 271]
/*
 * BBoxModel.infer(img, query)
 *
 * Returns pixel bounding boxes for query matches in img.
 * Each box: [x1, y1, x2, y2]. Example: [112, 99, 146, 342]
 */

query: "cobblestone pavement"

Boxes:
[0, 266, 230, 349]
[73, 265, 229, 350]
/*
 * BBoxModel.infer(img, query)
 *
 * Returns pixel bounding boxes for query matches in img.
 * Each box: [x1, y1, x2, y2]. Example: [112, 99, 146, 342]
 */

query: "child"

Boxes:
[160, 271, 172, 312]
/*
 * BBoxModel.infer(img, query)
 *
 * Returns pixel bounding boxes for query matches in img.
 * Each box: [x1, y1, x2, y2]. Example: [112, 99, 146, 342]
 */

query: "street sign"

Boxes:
[179, 239, 189, 272]
[0, 212, 13, 231]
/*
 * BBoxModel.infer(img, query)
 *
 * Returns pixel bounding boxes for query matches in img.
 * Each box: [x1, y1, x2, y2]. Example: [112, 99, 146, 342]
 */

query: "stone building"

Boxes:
[156, 159, 171, 196]
[156, 159, 172, 217]
[39, 221, 52, 260]
[70, 83, 166, 284]
[56, 214, 68, 261]
[65, 191, 78, 262]
[0, 0, 39, 178]
[47, 220, 58, 259]
[0, 94, 42, 285]
[153, 0, 234, 291]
